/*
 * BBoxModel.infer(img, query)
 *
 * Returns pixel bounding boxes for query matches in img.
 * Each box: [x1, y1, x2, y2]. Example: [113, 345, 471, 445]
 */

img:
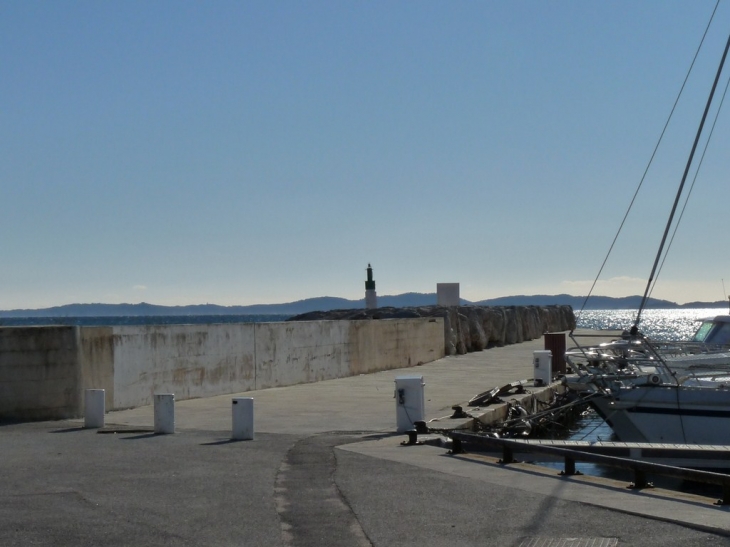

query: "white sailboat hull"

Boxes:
[592, 384, 730, 445]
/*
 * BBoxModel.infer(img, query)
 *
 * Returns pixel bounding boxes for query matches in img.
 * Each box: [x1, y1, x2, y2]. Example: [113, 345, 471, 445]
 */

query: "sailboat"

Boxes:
[565, 31, 730, 446]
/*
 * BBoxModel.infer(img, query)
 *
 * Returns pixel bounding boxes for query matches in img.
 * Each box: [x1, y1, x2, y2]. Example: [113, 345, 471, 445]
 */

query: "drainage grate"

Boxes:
[519, 539, 619, 547]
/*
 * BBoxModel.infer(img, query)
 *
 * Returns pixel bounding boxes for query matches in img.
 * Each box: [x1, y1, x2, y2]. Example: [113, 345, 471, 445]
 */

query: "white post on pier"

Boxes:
[154, 393, 175, 434]
[84, 389, 105, 429]
[394, 375, 425, 433]
[232, 397, 254, 440]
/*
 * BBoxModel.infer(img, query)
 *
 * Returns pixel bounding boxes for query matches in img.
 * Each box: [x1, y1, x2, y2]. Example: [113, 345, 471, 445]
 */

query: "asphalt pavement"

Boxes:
[3, 330, 730, 546]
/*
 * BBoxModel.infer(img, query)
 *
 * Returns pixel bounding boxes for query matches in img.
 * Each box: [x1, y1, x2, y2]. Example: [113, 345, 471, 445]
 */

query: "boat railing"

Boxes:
[447, 430, 730, 505]
[565, 335, 676, 385]
[564, 331, 730, 385]
[651, 340, 730, 357]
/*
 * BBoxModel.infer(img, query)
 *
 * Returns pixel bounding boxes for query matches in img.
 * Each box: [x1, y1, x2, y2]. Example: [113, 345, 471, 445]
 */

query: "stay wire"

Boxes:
[647, 69, 730, 301]
[634, 32, 730, 330]
[576, 0, 720, 320]
[648, 72, 729, 445]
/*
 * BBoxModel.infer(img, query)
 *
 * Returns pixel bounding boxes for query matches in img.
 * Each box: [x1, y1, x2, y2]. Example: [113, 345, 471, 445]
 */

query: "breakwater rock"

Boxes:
[289, 305, 575, 356]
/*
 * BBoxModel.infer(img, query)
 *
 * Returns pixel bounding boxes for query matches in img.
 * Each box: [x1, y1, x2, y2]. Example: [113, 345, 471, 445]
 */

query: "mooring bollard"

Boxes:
[232, 397, 254, 440]
[84, 389, 105, 429]
[154, 393, 175, 434]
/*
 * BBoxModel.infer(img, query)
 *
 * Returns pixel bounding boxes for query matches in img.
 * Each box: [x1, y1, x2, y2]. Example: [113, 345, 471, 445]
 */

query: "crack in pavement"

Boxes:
[275, 433, 373, 547]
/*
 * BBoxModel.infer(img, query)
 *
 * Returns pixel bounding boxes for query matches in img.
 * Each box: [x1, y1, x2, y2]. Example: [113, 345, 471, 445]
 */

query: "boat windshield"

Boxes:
[692, 318, 730, 345]
[707, 323, 730, 345]
[692, 321, 715, 342]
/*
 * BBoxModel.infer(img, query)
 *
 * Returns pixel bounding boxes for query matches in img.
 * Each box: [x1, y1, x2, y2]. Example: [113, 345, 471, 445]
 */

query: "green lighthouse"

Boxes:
[365, 263, 377, 309]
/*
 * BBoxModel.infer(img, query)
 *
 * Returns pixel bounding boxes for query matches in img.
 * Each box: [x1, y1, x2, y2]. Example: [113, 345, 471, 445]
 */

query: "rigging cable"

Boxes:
[634, 31, 730, 332]
[647, 68, 730, 301]
[576, 0, 720, 320]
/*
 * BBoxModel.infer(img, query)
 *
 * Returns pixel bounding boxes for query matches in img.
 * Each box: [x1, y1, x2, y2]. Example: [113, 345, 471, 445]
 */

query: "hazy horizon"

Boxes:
[3, 292, 729, 313]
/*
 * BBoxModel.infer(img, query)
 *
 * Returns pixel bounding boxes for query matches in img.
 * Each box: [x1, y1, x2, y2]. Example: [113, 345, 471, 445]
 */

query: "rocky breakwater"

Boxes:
[288, 305, 575, 356]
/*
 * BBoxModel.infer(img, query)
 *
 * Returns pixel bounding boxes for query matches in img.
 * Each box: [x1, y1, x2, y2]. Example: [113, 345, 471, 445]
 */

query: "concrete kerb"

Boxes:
[339, 437, 730, 536]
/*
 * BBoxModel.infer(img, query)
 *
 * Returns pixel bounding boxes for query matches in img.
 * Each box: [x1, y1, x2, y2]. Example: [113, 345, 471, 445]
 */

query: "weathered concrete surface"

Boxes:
[255, 321, 349, 389]
[254, 319, 442, 389]
[1, 318, 444, 421]
[111, 324, 257, 409]
[77, 327, 115, 413]
[290, 304, 576, 355]
[0, 327, 80, 421]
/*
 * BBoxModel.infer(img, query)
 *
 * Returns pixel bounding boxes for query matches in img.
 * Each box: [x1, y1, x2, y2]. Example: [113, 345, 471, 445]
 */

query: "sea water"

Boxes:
[575, 307, 726, 340]
[2, 306, 724, 332]
[0, 314, 291, 327]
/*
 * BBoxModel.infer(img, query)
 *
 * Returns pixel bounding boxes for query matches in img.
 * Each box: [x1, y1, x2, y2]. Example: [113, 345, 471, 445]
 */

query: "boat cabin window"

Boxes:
[706, 322, 730, 346]
[692, 321, 715, 342]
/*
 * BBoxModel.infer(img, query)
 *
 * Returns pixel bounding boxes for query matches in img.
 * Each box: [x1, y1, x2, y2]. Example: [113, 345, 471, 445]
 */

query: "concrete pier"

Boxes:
[3, 330, 728, 545]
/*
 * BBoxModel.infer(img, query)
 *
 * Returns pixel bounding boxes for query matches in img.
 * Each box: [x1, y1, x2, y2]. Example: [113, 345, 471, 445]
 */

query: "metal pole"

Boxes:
[635, 33, 730, 330]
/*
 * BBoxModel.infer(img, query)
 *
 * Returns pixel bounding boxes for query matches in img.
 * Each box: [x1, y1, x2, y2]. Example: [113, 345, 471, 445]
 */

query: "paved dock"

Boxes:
[3, 331, 730, 546]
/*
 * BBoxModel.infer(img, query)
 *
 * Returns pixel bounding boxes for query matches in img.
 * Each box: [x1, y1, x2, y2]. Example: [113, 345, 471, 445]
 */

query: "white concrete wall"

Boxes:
[347, 318, 443, 375]
[0, 318, 445, 420]
[77, 327, 115, 415]
[109, 324, 256, 410]
[255, 320, 349, 389]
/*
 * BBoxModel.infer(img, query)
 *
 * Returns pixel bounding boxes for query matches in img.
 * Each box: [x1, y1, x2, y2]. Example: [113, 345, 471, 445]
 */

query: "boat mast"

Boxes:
[633, 33, 730, 333]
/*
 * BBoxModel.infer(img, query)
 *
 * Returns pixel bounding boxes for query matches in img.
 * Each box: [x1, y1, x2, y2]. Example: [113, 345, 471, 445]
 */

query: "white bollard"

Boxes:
[154, 393, 175, 434]
[231, 397, 254, 440]
[84, 389, 105, 429]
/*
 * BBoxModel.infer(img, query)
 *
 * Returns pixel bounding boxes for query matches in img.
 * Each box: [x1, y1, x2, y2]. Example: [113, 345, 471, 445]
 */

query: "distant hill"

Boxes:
[472, 294, 680, 310]
[1, 294, 728, 318]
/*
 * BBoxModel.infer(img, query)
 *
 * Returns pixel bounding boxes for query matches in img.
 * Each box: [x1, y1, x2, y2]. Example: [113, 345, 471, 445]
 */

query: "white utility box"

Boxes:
[533, 350, 552, 386]
[394, 375, 425, 433]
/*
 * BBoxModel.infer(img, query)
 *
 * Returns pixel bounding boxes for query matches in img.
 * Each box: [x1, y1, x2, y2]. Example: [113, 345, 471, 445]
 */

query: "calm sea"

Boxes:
[0, 314, 291, 327]
[575, 307, 727, 340]
[2, 306, 725, 332]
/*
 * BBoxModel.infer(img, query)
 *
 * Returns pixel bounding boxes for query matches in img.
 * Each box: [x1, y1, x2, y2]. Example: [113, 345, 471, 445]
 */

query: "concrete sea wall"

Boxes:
[290, 305, 576, 355]
[0, 327, 81, 421]
[0, 318, 444, 422]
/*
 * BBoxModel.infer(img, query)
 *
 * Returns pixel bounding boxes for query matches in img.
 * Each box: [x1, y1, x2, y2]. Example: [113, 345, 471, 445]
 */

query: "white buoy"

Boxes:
[154, 393, 175, 434]
[84, 389, 105, 429]
[232, 397, 254, 440]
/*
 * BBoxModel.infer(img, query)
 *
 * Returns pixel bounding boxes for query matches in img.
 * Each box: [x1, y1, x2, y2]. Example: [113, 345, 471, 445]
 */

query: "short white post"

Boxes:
[84, 389, 105, 429]
[154, 393, 175, 434]
[232, 397, 254, 440]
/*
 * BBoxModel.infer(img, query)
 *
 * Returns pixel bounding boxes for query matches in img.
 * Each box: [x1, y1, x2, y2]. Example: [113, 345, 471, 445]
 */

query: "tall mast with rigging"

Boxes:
[633, 33, 730, 333]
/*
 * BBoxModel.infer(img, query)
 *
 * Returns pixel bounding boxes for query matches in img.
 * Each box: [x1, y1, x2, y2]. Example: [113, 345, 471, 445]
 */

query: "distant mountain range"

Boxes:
[1, 293, 728, 318]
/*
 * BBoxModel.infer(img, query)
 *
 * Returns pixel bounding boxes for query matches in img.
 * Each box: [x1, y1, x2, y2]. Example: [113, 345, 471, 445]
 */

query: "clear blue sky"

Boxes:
[2, 1, 730, 309]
